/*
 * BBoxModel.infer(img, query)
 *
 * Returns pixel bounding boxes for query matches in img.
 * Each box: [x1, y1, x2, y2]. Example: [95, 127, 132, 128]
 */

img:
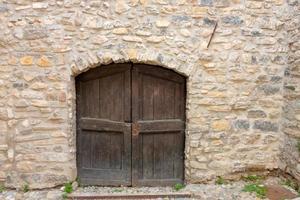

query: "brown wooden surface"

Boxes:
[76, 63, 186, 186]
[76, 63, 132, 186]
[131, 64, 185, 186]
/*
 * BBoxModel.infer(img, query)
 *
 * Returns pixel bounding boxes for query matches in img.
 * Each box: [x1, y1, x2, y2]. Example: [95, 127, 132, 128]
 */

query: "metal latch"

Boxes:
[132, 122, 140, 136]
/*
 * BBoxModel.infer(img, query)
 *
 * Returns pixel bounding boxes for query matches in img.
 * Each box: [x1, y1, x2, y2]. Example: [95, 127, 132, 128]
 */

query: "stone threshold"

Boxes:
[67, 193, 192, 199]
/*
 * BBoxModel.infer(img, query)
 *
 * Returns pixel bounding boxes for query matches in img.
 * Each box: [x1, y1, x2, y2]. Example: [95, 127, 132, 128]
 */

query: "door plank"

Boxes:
[80, 118, 130, 132]
[131, 64, 186, 186]
[137, 120, 184, 133]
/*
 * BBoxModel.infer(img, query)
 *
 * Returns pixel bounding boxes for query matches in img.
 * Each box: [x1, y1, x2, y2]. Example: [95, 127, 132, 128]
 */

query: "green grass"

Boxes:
[243, 183, 267, 198]
[62, 182, 74, 200]
[174, 183, 185, 191]
[112, 188, 124, 193]
[243, 175, 263, 182]
[0, 184, 5, 193]
[64, 182, 73, 194]
[215, 176, 226, 185]
[23, 183, 29, 193]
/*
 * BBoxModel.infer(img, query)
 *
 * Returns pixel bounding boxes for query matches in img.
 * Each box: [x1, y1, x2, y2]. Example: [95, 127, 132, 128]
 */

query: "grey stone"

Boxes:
[0, 4, 8, 12]
[234, 120, 250, 130]
[258, 85, 280, 95]
[203, 18, 216, 26]
[23, 26, 48, 40]
[253, 120, 279, 132]
[270, 76, 282, 83]
[200, 0, 213, 6]
[222, 16, 243, 25]
[172, 15, 190, 22]
[247, 110, 267, 118]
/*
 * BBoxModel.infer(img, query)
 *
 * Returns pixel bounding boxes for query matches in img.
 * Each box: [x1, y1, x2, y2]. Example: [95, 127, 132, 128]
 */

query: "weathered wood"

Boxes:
[76, 63, 132, 186]
[131, 64, 186, 186]
[76, 63, 186, 186]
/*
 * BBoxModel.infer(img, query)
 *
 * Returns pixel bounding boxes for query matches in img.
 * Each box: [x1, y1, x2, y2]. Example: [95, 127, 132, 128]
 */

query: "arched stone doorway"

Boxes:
[76, 63, 186, 186]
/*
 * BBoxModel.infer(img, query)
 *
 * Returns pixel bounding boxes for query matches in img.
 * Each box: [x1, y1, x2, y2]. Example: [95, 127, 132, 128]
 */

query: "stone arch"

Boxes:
[69, 49, 195, 78]
[69, 49, 196, 184]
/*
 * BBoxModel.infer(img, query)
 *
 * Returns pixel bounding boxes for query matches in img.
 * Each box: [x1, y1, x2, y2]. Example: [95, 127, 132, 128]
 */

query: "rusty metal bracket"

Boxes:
[132, 122, 140, 136]
[207, 21, 218, 48]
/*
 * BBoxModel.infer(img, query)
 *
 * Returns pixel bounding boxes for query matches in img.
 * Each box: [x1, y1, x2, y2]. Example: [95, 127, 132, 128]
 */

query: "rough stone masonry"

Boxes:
[0, 0, 299, 189]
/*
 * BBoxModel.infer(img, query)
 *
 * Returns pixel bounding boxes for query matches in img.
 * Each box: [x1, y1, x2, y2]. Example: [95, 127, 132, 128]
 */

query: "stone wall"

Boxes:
[0, 0, 296, 189]
[280, 0, 300, 181]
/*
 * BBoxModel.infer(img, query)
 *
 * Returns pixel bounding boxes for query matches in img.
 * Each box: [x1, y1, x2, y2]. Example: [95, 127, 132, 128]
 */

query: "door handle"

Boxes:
[132, 122, 140, 136]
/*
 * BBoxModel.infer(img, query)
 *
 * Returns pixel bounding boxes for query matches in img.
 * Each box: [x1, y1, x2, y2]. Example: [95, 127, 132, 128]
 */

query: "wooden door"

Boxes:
[76, 63, 131, 186]
[76, 63, 185, 186]
[132, 64, 185, 186]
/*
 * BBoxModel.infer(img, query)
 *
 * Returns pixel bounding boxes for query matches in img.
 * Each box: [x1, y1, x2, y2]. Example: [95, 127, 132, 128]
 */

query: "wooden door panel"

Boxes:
[139, 132, 184, 180]
[132, 64, 185, 186]
[76, 64, 131, 186]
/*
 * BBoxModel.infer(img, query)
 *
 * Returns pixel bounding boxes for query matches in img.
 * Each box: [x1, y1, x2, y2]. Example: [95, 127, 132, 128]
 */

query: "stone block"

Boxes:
[253, 120, 279, 132]
[20, 56, 33, 66]
[211, 120, 230, 131]
[247, 110, 267, 118]
[234, 119, 250, 130]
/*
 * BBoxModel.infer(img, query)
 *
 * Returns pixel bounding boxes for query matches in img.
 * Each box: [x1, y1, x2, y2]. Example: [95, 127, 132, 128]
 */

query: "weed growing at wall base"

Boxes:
[0, 184, 5, 193]
[243, 183, 267, 198]
[174, 183, 185, 191]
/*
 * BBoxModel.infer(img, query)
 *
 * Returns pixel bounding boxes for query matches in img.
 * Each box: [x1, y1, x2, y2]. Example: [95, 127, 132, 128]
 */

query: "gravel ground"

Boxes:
[0, 177, 298, 200]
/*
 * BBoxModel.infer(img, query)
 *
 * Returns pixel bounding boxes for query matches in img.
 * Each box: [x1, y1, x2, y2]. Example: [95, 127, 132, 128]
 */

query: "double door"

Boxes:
[76, 63, 185, 186]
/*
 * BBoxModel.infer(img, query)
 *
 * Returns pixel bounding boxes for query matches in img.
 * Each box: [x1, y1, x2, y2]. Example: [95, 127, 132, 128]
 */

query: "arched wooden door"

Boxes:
[76, 63, 185, 186]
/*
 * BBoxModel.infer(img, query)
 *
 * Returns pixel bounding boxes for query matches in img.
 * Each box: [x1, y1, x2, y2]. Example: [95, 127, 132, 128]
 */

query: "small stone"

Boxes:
[211, 120, 230, 131]
[15, 99, 29, 108]
[122, 36, 142, 42]
[234, 119, 250, 130]
[92, 36, 108, 44]
[222, 16, 243, 25]
[190, 161, 208, 169]
[7, 149, 14, 161]
[0, 4, 8, 12]
[23, 25, 48, 40]
[112, 28, 128, 35]
[20, 56, 33, 65]
[31, 82, 48, 90]
[253, 120, 279, 132]
[37, 56, 51, 67]
[147, 36, 164, 43]
[47, 190, 62, 200]
[31, 100, 49, 107]
[59, 92, 66, 102]
[201, 0, 213, 6]
[191, 7, 208, 17]
[0, 108, 8, 120]
[156, 19, 170, 28]
[136, 30, 152, 36]
[127, 49, 137, 60]
[180, 29, 190, 37]
[115, 0, 130, 14]
[248, 110, 267, 118]
[259, 85, 280, 95]
[32, 2, 48, 9]
[72, 181, 78, 191]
